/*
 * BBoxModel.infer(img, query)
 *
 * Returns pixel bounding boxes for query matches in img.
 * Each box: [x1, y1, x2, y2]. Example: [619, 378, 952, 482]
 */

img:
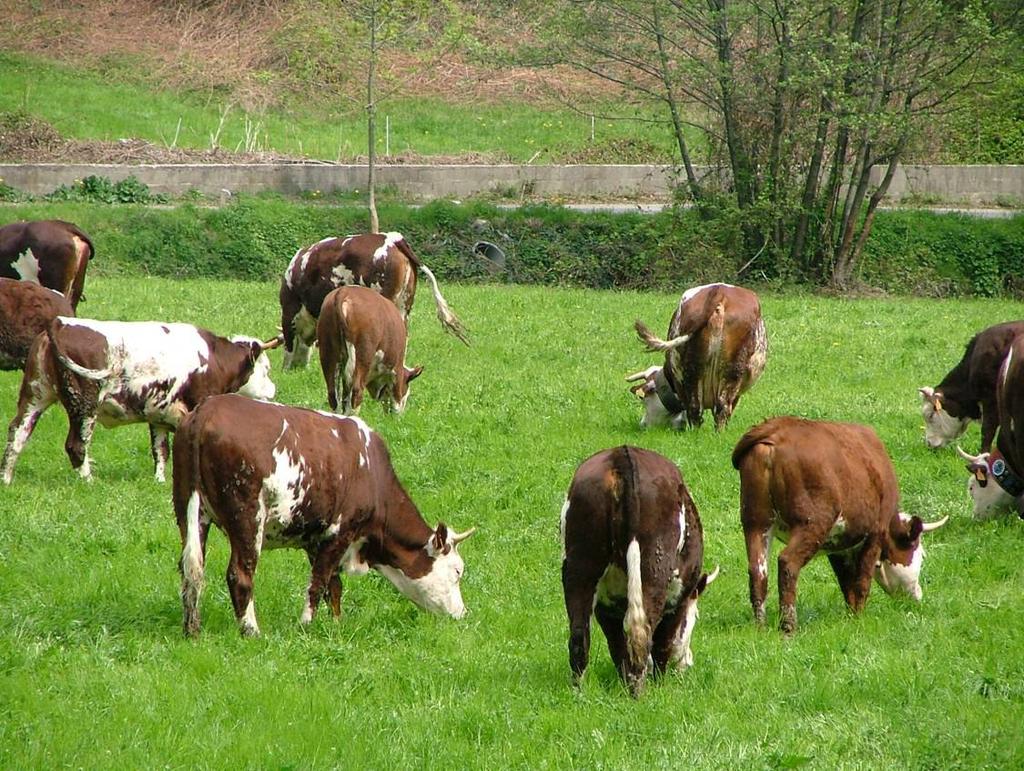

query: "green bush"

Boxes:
[44, 175, 168, 205]
[1, 197, 1021, 297]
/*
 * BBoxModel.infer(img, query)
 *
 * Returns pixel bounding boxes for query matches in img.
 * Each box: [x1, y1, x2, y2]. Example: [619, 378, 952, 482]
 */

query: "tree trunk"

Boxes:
[367, 1, 380, 234]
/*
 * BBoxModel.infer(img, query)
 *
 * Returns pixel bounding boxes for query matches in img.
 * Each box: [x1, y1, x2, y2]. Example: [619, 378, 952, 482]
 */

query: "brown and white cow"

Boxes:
[0, 219, 93, 310]
[280, 231, 468, 368]
[172, 393, 475, 637]
[919, 321, 1024, 452]
[560, 445, 718, 697]
[732, 417, 948, 635]
[958, 336, 1024, 519]
[0, 278, 74, 371]
[317, 285, 423, 414]
[1, 318, 279, 484]
[628, 283, 766, 431]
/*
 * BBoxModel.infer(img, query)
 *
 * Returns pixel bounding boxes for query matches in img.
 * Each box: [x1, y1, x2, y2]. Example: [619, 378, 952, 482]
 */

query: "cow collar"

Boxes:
[986, 449, 1024, 498]
[653, 367, 684, 415]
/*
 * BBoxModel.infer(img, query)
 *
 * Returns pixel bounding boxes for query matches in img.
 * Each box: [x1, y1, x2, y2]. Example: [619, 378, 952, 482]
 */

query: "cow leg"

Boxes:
[303, 540, 349, 624]
[65, 413, 97, 481]
[745, 526, 773, 625]
[1, 386, 56, 484]
[150, 426, 171, 483]
[562, 558, 601, 687]
[831, 539, 883, 613]
[177, 490, 211, 638]
[777, 529, 825, 635]
[651, 601, 690, 674]
[713, 383, 743, 431]
[593, 602, 629, 680]
[225, 536, 261, 637]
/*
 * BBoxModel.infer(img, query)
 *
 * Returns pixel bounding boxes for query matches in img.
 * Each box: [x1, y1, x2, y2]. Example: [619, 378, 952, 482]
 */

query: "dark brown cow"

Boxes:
[958, 336, 1024, 519]
[172, 393, 475, 637]
[1, 318, 279, 484]
[732, 417, 948, 635]
[919, 320, 1024, 452]
[628, 283, 766, 431]
[560, 445, 717, 697]
[0, 220, 93, 310]
[318, 285, 423, 414]
[0, 278, 74, 371]
[280, 231, 468, 368]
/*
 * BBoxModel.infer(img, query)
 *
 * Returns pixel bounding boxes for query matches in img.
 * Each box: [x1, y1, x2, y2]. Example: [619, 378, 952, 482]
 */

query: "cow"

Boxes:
[627, 283, 766, 431]
[280, 231, 468, 369]
[560, 445, 718, 697]
[0, 219, 94, 310]
[0, 278, 74, 371]
[1, 318, 279, 484]
[732, 416, 948, 635]
[317, 285, 423, 414]
[957, 336, 1024, 519]
[172, 393, 476, 637]
[919, 320, 1024, 452]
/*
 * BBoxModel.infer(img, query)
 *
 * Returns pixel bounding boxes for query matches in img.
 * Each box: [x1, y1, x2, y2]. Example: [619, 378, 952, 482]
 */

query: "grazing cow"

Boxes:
[560, 445, 718, 697]
[628, 283, 766, 431]
[172, 393, 475, 637]
[958, 336, 1024, 519]
[318, 285, 423, 414]
[919, 320, 1024, 452]
[280, 231, 468, 368]
[732, 417, 948, 634]
[0, 279, 74, 371]
[1, 318, 279, 484]
[0, 220, 94, 310]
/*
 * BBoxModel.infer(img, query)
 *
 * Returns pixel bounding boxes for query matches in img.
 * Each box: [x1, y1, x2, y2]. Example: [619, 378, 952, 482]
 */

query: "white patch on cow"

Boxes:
[919, 390, 970, 448]
[756, 525, 774, 580]
[670, 598, 700, 670]
[343, 341, 357, 409]
[61, 319, 212, 427]
[967, 469, 1013, 520]
[375, 232, 403, 263]
[181, 491, 205, 590]
[258, 442, 307, 548]
[874, 514, 925, 601]
[665, 569, 684, 607]
[341, 538, 370, 575]
[332, 264, 357, 286]
[377, 544, 467, 618]
[680, 282, 732, 306]
[284, 247, 305, 290]
[12, 248, 41, 284]
[677, 506, 687, 552]
[300, 596, 315, 625]
[558, 498, 571, 558]
[240, 600, 260, 636]
[822, 515, 848, 550]
[345, 415, 374, 468]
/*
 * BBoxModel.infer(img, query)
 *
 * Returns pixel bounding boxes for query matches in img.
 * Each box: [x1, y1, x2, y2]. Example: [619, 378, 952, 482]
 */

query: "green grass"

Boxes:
[1, 278, 1022, 768]
[0, 51, 679, 163]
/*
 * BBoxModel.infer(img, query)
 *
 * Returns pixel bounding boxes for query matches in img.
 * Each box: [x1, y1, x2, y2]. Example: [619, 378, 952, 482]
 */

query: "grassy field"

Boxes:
[0, 51, 677, 163]
[0, 277, 1022, 769]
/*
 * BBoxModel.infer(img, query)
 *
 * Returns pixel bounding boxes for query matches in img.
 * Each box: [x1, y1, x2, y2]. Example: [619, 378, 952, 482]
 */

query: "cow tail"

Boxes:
[634, 319, 690, 353]
[395, 237, 470, 345]
[46, 320, 113, 380]
[176, 410, 206, 634]
[615, 447, 650, 679]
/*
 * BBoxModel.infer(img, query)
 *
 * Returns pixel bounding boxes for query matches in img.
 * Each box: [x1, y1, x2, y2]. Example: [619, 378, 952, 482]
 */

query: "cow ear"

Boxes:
[248, 341, 262, 362]
[407, 365, 424, 382]
[429, 523, 451, 556]
[908, 515, 924, 541]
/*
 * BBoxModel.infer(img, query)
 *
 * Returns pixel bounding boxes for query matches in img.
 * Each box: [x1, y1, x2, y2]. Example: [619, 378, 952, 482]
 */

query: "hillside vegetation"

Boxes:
[1, 0, 1019, 165]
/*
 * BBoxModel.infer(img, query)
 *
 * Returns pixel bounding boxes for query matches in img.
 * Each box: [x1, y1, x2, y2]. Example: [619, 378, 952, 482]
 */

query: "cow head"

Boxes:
[957, 447, 1016, 519]
[919, 386, 970, 448]
[233, 336, 280, 401]
[669, 565, 720, 671]
[626, 366, 683, 429]
[378, 523, 475, 618]
[874, 513, 948, 600]
[389, 365, 424, 414]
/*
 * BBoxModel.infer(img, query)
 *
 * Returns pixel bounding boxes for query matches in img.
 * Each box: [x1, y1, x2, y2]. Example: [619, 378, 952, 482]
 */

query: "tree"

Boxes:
[537, 0, 1009, 287]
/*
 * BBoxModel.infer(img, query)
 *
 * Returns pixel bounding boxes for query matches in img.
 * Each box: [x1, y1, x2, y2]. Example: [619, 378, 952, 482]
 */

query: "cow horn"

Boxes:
[705, 564, 721, 585]
[451, 526, 477, 544]
[955, 446, 983, 464]
[260, 336, 283, 351]
[918, 386, 934, 399]
[921, 515, 949, 533]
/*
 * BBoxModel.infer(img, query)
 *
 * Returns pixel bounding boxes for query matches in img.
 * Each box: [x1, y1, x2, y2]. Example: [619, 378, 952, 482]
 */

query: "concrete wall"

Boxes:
[1, 162, 1022, 204]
